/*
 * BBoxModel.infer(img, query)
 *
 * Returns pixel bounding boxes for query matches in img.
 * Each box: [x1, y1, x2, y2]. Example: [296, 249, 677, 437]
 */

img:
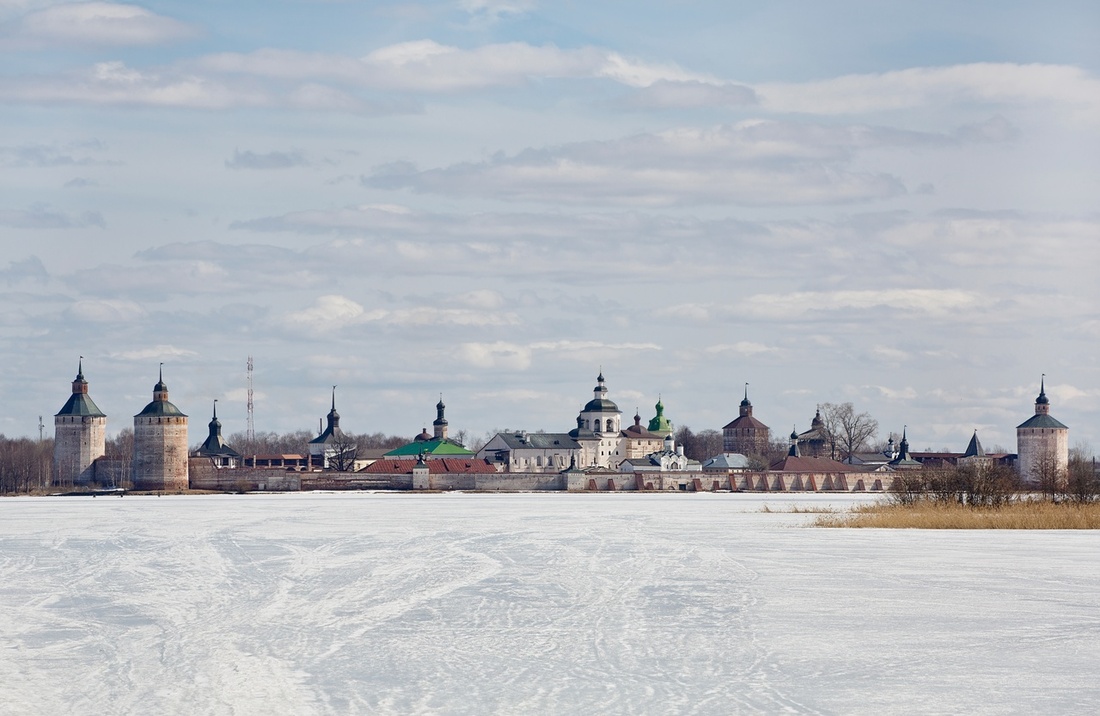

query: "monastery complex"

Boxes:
[52, 362, 1070, 494]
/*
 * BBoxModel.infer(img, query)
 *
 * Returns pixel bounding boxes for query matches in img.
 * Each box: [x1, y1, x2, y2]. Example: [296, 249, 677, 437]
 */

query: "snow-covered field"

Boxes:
[1, 492, 1098, 715]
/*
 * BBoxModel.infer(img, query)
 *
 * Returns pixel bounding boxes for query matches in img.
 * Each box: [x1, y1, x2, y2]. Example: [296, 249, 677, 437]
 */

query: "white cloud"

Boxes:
[283, 295, 378, 333]
[756, 63, 1100, 118]
[459, 0, 534, 19]
[225, 149, 308, 170]
[0, 205, 104, 228]
[110, 344, 197, 361]
[197, 41, 703, 93]
[12, 2, 198, 47]
[741, 289, 990, 320]
[363, 120, 923, 206]
[458, 341, 532, 370]
[870, 385, 920, 400]
[870, 346, 910, 363]
[705, 342, 776, 357]
[68, 298, 146, 323]
[619, 80, 756, 110]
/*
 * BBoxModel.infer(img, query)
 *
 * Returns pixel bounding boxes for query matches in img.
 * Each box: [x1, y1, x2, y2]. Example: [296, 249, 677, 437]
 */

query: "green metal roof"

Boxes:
[135, 399, 186, 418]
[1016, 414, 1068, 430]
[55, 392, 106, 418]
[385, 439, 474, 457]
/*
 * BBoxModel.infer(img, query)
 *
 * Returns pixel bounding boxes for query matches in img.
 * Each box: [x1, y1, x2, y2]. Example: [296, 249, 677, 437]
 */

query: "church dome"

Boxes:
[583, 397, 620, 413]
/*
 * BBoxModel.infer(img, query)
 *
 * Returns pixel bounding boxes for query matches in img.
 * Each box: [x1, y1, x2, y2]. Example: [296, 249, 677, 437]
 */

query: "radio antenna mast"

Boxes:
[246, 355, 255, 442]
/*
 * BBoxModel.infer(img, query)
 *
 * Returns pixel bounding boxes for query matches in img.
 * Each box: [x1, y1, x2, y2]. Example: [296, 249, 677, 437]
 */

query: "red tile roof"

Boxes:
[361, 458, 497, 474]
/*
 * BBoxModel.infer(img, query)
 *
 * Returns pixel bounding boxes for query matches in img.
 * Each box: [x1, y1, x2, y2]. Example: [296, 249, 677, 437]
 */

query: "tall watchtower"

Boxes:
[1016, 375, 1069, 486]
[132, 365, 189, 490]
[53, 358, 106, 486]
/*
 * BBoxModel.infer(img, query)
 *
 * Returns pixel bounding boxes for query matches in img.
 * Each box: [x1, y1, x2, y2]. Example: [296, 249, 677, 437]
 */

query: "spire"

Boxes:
[739, 382, 752, 417]
[71, 356, 89, 394]
[196, 398, 238, 459]
[963, 429, 984, 458]
[788, 425, 800, 457]
[325, 386, 340, 433]
[153, 363, 168, 401]
[1035, 373, 1050, 409]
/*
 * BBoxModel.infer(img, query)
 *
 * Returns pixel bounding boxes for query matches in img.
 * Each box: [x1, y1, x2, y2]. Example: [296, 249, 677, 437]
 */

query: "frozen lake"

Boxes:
[1, 492, 1098, 715]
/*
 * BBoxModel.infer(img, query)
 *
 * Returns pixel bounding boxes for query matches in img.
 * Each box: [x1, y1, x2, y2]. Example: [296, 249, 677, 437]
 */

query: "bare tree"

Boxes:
[1066, 444, 1098, 504]
[0, 435, 53, 494]
[1034, 447, 1067, 502]
[818, 402, 878, 462]
[328, 432, 359, 472]
[673, 426, 723, 462]
[99, 428, 134, 489]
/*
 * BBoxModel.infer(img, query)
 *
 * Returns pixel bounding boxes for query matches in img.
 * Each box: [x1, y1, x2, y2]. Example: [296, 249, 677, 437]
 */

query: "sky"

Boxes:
[1, 0, 1098, 453]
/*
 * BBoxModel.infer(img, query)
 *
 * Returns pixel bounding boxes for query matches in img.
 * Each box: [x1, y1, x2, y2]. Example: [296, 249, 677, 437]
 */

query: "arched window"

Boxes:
[606, 419, 614, 432]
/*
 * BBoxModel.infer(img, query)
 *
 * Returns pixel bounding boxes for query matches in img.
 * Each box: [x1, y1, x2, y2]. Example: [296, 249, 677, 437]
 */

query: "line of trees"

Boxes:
[0, 435, 53, 494]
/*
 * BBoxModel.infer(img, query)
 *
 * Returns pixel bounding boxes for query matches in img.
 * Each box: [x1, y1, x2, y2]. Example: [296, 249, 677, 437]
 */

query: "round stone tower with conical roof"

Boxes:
[1016, 375, 1069, 486]
[53, 358, 107, 486]
[132, 364, 189, 490]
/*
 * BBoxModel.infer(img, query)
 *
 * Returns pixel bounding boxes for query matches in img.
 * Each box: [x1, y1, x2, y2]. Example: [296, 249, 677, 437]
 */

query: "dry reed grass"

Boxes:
[815, 500, 1100, 529]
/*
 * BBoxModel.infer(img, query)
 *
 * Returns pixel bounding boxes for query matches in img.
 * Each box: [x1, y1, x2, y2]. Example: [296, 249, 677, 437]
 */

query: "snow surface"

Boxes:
[1, 492, 1099, 715]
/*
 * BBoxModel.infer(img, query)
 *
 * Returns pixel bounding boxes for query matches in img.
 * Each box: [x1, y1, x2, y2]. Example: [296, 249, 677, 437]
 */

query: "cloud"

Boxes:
[279, 294, 517, 337]
[869, 346, 911, 363]
[110, 344, 198, 360]
[705, 342, 777, 357]
[0, 205, 104, 228]
[756, 63, 1100, 118]
[0, 140, 116, 167]
[618, 80, 756, 110]
[67, 298, 147, 323]
[458, 0, 534, 19]
[196, 41, 704, 92]
[0, 255, 48, 285]
[870, 385, 919, 400]
[0, 61, 408, 113]
[225, 149, 308, 170]
[363, 120, 921, 206]
[741, 289, 990, 320]
[64, 177, 97, 188]
[10, 2, 198, 47]
[458, 341, 532, 370]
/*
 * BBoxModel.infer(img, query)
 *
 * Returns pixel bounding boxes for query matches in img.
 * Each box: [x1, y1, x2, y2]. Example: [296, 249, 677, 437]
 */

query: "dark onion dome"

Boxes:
[583, 397, 620, 412]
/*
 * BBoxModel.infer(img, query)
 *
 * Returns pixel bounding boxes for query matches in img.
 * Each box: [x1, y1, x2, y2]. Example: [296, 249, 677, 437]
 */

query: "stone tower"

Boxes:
[722, 384, 770, 455]
[53, 358, 106, 486]
[132, 365, 189, 490]
[1016, 375, 1069, 486]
